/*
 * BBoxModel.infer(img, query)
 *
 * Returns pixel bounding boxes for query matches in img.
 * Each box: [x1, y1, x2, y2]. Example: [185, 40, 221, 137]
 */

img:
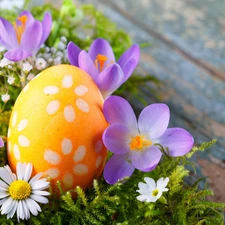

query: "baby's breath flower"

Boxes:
[0, 162, 50, 222]
[27, 73, 35, 81]
[7, 76, 15, 85]
[136, 177, 169, 203]
[1, 94, 10, 103]
[35, 58, 47, 70]
[53, 56, 62, 65]
[58, 42, 66, 50]
[0, 57, 13, 68]
[22, 62, 33, 72]
[60, 36, 67, 43]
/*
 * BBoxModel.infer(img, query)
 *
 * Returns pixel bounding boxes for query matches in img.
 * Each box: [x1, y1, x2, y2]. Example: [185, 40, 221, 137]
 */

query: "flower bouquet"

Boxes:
[0, 0, 224, 224]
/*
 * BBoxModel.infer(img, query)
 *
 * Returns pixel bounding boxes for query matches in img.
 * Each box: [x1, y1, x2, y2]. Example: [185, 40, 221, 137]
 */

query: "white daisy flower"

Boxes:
[136, 177, 169, 202]
[0, 162, 50, 222]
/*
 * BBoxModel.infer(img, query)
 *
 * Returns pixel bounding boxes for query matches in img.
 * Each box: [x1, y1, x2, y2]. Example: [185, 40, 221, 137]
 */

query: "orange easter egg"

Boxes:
[7, 65, 108, 194]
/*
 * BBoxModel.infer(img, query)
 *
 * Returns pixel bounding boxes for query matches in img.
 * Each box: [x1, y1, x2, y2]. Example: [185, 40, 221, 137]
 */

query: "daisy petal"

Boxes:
[144, 177, 156, 189]
[103, 153, 135, 184]
[1, 197, 13, 214]
[26, 198, 40, 216]
[78, 50, 98, 79]
[24, 163, 32, 181]
[130, 146, 162, 171]
[138, 103, 170, 139]
[31, 179, 49, 190]
[156, 177, 169, 190]
[67, 41, 81, 67]
[30, 194, 49, 204]
[88, 38, 115, 65]
[29, 172, 43, 185]
[7, 200, 17, 219]
[103, 96, 138, 132]
[117, 44, 140, 81]
[0, 190, 9, 198]
[157, 128, 194, 156]
[32, 190, 50, 196]
[103, 124, 131, 154]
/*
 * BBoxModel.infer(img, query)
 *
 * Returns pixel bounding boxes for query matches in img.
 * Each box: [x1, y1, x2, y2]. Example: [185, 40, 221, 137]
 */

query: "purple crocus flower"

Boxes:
[67, 38, 140, 98]
[102, 96, 194, 184]
[0, 138, 4, 148]
[0, 11, 52, 62]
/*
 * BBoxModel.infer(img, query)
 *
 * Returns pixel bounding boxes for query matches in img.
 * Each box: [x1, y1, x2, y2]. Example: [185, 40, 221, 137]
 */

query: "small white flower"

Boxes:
[1, 94, 10, 103]
[27, 73, 35, 81]
[0, 58, 13, 68]
[22, 62, 33, 72]
[60, 36, 67, 43]
[35, 58, 47, 70]
[0, 162, 50, 222]
[7, 76, 15, 85]
[58, 42, 66, 50]
[136, 177, 169, 202]
[53, 56, 62, 65]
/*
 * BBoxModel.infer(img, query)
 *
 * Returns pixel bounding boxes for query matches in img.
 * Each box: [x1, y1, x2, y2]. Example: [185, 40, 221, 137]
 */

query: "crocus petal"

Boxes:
[20, 20, 42, 54]
[0, 19, 16, 49]
[103, 153, 135, 184]
[4, 48, 32, 61]
[103, 124, 131, 155]
[96, 64, 124, 98]
[130, 146, 162, 171]
[103, 96, 138, 133]
[156, 128, 194, 156]
[67, 41, 81, 67]
[19, 11, 35, 26]
[88, 38, 115, 65]
[40, 12, 52, 44]
[0, 138, 3, 148]
[117, 44, 140, 81]
[138, 103, 170, 139]
[78, 50, 98, 79]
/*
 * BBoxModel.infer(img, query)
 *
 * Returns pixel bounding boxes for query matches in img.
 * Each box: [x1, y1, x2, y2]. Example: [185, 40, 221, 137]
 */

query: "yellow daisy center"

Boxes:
[152, 189, 159, 197]
[129, 135, 152, 151]
[13, 15, 28, 44]
[8, 180, 31, 200]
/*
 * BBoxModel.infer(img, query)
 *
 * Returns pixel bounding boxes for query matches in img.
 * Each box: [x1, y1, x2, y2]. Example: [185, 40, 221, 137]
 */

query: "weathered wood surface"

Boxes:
[73, 0, 225, 202]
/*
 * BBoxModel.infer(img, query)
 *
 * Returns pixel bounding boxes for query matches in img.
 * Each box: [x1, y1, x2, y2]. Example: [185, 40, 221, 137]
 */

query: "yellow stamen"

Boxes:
[8, 180, 31, 200]
[13, 15, 28, 44]
[129, 135, 152, 151]
[96, 54, 108, 72]
[152, 189, 159, 196]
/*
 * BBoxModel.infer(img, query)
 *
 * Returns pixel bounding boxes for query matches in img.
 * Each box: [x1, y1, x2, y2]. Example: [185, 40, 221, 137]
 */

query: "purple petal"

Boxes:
[0, 138, 3, 148]
[78, 50, 98, 79]
[130, 146, 162, 171]
[103, 153, 135, 184]
[67, 41, 81, 67]
[19, 11, 35, 26]
[40, 12, 52, 44]
[103, 96, 138, 133]
[96, 64, 124, 98]
[138, 103, 170, 139]
[157, 128, 194, 156]
[4, 48, 32, 62]
[20, 20, 42, 54]
[0, 19, 17, 49]
[117, 44, 140, 81]
[103, 124, 131, 155]
[88, 38, 115, 65]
